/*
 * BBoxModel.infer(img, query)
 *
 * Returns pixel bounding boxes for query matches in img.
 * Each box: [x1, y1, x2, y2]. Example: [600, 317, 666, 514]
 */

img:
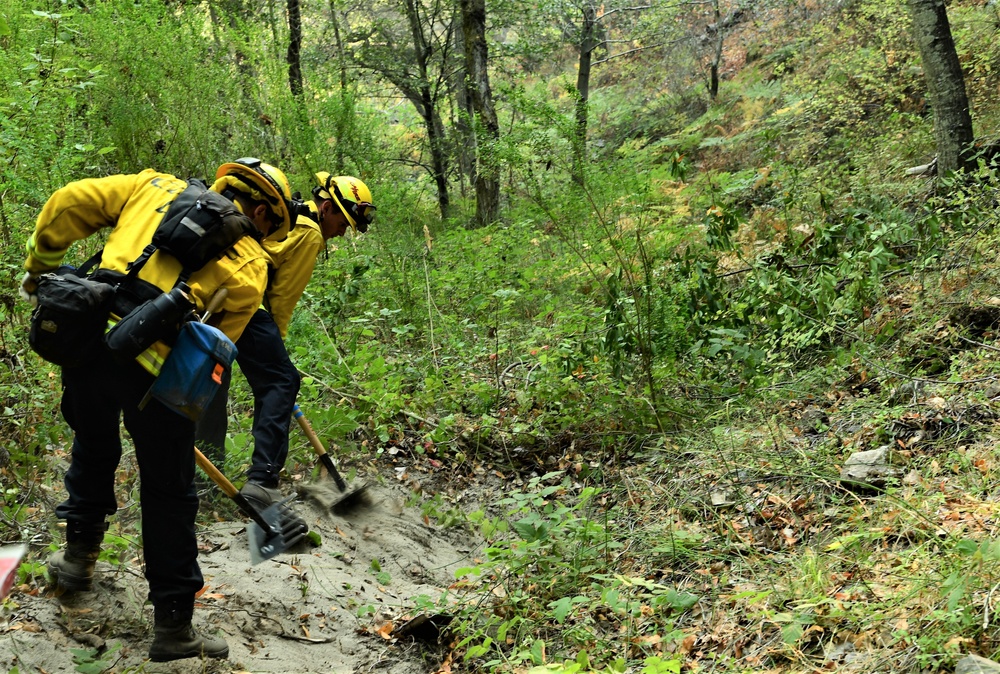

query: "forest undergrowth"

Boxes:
[6, 0, 1000, 672]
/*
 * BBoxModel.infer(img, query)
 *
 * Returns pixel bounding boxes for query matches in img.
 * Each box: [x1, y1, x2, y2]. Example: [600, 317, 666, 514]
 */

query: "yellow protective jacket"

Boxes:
[25, 169, 269, 375]
[261, 206, 324, 338]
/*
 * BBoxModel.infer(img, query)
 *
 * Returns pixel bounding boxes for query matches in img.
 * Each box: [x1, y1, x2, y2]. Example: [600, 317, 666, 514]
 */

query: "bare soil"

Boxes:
[0, 476, 479, 674]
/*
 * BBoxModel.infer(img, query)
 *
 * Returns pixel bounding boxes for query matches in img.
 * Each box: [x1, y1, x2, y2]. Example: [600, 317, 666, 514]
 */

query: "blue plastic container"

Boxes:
[148, 321, 237, 421]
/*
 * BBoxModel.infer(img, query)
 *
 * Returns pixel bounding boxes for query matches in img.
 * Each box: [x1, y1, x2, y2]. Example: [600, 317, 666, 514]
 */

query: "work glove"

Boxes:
[19, 272, 40, 307]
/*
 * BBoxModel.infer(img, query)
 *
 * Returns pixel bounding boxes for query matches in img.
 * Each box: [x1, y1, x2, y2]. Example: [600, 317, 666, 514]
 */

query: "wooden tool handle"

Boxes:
[293, 405, 327, 457]
[200, 287, 229, 323]
[194, 447, 238, 498]
[195, 447, 279, 537]
[293, 404, 348, 490]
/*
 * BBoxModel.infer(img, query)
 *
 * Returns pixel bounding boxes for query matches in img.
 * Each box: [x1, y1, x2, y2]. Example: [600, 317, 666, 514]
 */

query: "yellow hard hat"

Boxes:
[216, 158, 293, 240]
[313, 173, 376, 233]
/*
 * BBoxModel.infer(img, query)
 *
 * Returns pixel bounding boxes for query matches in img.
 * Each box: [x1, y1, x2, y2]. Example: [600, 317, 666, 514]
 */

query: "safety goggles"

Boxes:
[315, 175, 375, 233]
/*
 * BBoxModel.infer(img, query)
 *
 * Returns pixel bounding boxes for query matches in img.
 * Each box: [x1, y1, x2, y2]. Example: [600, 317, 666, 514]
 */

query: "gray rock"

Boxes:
[840, 445, 899, 491]
[710, 491, 735, 508]
[888, 381, 925, 405]
[824, 641, 857, 665]
[956, 654, 1000, 674]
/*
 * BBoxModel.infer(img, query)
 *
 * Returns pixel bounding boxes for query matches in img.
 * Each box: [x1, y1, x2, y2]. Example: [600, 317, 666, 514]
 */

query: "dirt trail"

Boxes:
[0, 480, 478, 674]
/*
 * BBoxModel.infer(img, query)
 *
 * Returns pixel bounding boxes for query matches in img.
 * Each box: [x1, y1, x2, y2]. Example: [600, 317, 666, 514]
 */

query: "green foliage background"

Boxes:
[7, 0, 1000, 671]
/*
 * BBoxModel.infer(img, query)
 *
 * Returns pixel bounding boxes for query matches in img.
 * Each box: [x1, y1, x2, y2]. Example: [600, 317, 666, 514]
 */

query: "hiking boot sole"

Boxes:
[149, 641, 229, 662]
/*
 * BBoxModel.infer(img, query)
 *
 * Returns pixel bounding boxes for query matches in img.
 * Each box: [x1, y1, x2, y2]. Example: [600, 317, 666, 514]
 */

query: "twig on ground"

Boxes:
[985, 580, 1000, 629]
[958, 335, 1000, 353]
[296, 367, 357, 401]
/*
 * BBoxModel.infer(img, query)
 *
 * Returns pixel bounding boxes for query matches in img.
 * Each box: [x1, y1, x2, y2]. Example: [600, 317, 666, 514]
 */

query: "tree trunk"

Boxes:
[708, 0, 722, 99]
[327, 0, 350, 172]
[212, 0, 268, 150]
[452, 24, 475, 197]
[327, 0, 348, 91]
[425, 94, 452, 219]
[573, 4, 597, 186]
[403, 0, 451, 219]
[906, 0, 974, 175]
[460, 0, 499, 227]
[286, 0, 304, 97]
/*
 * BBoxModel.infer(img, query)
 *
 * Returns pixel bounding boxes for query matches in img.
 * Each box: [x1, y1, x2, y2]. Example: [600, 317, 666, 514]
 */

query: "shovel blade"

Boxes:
[247, 499, 292, 565]
[330, 482, 372, 515]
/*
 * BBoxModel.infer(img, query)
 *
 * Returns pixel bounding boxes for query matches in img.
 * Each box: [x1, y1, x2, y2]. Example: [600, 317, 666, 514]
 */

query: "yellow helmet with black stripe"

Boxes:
[216, 158, 293, 240]
[313, 173, 375, 233]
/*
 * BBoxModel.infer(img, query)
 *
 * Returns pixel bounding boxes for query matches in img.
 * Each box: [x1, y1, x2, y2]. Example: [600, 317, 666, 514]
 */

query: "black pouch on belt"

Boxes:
[104, 283, 196, 362]
[29, 263, 115, 368]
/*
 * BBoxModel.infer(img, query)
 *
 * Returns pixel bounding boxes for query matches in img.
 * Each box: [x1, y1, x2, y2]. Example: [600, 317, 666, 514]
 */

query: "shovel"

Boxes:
[192, 288, 303, 563]
[194, 447, 297, 565]
[292, 403, 371, 513]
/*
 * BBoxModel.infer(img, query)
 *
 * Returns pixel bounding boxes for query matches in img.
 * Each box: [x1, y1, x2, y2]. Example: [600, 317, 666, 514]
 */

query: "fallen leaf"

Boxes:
[632, 633, 662, 646]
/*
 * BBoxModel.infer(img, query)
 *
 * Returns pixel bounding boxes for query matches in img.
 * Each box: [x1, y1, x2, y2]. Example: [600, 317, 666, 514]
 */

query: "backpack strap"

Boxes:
[121, 181, 256, 293]
[124, 243, 157, 280]
[295, 201, 319, 225]
[78, 249, 104, 276]
[220, 186, 242, 204]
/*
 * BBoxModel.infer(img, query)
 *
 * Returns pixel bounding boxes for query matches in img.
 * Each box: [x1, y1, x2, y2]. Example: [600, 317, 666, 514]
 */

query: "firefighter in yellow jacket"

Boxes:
[196, 173, 375, 509]
[19, 159, 294, 663]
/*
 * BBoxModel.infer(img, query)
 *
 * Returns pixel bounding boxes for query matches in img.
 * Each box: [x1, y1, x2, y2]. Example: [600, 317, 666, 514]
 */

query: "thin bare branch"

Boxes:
[593, 41, 675, 64]
[597, 4, 653, 20]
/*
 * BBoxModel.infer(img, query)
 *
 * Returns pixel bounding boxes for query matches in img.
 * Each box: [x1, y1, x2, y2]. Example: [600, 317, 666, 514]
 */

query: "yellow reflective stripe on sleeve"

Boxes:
[25, 233, 68, 267]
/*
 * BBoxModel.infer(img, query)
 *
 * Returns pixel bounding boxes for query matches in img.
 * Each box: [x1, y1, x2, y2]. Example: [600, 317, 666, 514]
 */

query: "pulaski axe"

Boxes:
[194, 448, 302, 565]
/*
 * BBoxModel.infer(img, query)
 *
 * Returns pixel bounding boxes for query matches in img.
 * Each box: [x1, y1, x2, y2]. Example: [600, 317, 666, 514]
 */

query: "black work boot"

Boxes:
[240, 481, 309, 548]
[48, 533, 102, 592]
[149, 606, 229, 662]
[239, 481, 282, 510]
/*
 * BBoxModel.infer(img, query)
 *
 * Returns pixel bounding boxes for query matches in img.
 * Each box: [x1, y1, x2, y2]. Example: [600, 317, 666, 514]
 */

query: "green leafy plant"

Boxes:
[447, 473, 692, 671]
[369, 558, 391, 585]
[70, 643, 120, 674]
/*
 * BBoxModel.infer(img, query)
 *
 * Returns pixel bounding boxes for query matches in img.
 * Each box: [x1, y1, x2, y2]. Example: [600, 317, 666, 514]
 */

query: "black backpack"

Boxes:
[29, 179, 259, 367]
[111, 178, 259, 292]
[27, 259, 116, 368]
[101, 179, 261, 361]
[93, 179, 256, 319]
